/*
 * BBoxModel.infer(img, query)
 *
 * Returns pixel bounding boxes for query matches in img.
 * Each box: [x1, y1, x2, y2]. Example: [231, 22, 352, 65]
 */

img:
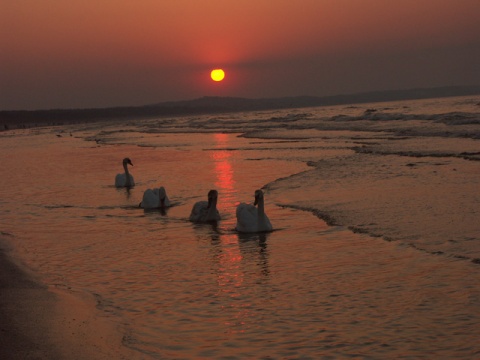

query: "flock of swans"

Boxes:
[115, 158, 273, 233]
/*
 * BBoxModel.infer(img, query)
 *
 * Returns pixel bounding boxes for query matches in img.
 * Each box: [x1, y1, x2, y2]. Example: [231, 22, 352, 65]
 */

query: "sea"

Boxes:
[1, 95, 479, 359]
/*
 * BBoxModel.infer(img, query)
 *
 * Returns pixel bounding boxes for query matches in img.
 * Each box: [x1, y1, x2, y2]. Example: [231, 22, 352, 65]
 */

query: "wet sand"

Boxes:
[260, 129, 480, 262]
[0, 237, 140, 360]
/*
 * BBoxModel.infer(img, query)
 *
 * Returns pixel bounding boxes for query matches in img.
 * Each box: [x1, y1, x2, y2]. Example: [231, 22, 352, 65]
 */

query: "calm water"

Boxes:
[1, 96, 480, 358]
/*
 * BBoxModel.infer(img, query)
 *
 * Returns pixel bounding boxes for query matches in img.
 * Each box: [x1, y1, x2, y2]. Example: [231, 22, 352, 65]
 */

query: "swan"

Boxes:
[115, 158, 135, 188]
[140, 186, 170, 209]
[235, 189, 272, 233]
[189, 189, 221, 222]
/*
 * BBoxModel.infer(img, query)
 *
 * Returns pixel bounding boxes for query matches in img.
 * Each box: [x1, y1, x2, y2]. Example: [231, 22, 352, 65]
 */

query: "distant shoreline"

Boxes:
[1, 85, 479, 131]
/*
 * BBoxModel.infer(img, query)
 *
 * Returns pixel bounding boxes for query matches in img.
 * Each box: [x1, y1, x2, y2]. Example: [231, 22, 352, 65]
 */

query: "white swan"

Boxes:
[235, 189, 272, 233]
[140, 186, 170, 209]
[189, 190, 221, 222]
[115, 158, 135, 188]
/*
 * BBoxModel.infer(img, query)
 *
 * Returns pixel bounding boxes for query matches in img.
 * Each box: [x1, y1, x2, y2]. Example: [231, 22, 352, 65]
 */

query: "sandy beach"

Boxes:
[0, 237, 140, 360]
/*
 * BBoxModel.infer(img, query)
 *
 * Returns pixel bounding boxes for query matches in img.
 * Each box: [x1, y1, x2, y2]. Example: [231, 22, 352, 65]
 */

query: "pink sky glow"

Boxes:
[1, 0, 479, 110]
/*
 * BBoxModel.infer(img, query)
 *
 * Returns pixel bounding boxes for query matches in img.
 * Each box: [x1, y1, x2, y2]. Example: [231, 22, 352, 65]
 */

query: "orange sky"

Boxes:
[1, 0, 479, 110]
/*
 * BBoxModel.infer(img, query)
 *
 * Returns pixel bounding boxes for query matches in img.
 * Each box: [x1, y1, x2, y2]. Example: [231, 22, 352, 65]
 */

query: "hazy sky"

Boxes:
[1, 0, 479, 110]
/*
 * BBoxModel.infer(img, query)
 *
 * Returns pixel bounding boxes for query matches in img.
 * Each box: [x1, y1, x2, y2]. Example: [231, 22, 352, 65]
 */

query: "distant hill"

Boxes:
[1, 85, 479, 129]
[153, 85, 480, 112]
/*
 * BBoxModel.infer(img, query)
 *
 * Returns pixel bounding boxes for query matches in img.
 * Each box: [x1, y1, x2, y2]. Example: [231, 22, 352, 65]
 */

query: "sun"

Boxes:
[210, 69, 225, 82]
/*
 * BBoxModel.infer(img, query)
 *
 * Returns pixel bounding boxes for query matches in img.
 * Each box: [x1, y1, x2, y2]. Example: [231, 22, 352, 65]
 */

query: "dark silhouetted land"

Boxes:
[1, 85, 479, 130]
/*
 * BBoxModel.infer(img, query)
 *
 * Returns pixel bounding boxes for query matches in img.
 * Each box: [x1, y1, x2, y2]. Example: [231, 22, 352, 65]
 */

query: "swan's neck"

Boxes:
[123, 163, 131, 187]
[257, 199, 265, 219]
[205, 200, 218, 220]
[256, 198, 269, 231]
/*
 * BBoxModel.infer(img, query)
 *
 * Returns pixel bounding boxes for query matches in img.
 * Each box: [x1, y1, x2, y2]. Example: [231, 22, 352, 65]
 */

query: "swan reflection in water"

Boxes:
[192, 226, 271, 284]
[237, 231, 270, 277]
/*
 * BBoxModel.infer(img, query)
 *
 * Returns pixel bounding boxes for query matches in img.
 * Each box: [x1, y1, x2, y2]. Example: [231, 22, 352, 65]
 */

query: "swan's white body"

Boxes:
[115, 158, 135, 188]
[140, 186, 170, 209]
[189, 190, 221, 222]
[235, 189, 272, 233]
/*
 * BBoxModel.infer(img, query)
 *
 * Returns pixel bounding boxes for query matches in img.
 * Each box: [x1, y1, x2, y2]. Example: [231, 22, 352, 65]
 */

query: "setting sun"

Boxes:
[210, 69, 225, 82]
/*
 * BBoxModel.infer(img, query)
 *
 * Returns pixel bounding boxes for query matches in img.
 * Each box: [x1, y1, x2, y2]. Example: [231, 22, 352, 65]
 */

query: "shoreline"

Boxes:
[0, 236, 142, 360]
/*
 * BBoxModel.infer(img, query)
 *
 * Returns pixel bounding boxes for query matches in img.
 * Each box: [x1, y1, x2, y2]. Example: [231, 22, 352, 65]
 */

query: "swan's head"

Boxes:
[254, 189, 264, 206]
[123, 158, 133, 166]
[207, 189, 218, 208]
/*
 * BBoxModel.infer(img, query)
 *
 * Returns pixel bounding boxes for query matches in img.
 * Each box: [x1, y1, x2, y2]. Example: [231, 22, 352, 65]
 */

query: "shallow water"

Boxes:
[1, 96, 480, 358]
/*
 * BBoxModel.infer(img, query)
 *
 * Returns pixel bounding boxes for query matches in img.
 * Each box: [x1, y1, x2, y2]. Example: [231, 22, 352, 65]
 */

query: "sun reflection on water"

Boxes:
[210, 133, 256, 333]
[211, 133, 238, 216]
